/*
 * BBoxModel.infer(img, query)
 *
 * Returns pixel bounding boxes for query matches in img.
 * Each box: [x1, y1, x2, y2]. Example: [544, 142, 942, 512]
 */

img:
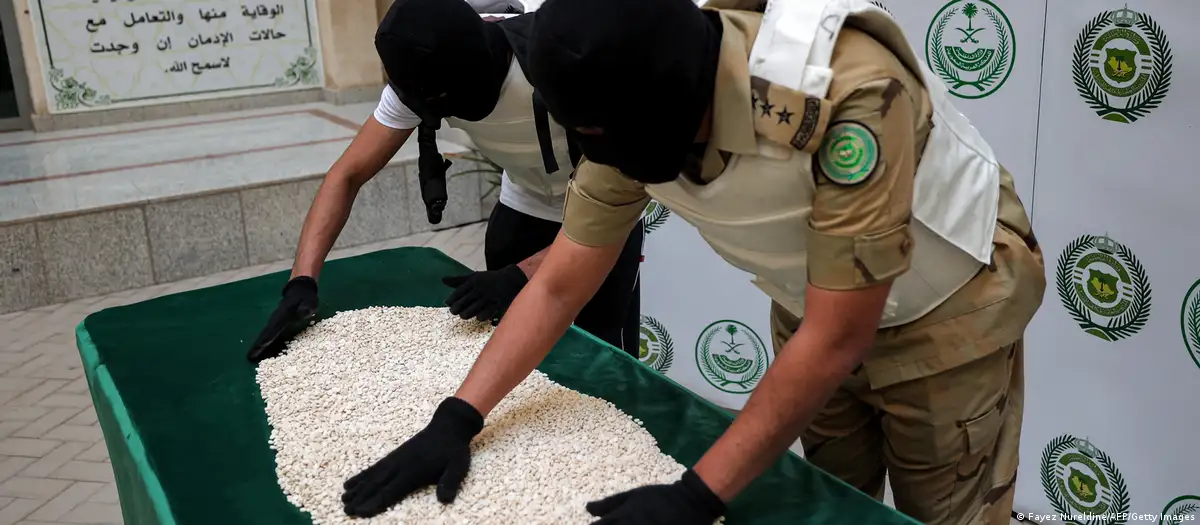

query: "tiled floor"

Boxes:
[0, 222, 486, 524]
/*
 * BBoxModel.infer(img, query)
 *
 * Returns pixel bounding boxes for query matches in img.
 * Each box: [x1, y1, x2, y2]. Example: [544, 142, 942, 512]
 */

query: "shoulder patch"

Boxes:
[816, 121, 879, 186]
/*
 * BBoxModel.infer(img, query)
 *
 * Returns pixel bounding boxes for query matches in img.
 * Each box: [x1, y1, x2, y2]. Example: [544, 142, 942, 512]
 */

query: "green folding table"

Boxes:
[75, 246, 917, 524]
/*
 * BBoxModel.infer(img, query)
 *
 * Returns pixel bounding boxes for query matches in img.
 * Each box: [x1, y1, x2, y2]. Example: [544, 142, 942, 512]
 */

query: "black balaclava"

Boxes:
[528, 0, 723, 184]
[375, 0, 512, 123]
[375, 0, 512, 223]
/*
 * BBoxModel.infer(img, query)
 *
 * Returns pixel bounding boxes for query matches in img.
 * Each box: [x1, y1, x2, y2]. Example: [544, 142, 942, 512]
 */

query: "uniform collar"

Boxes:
[694, 9, 761, 182]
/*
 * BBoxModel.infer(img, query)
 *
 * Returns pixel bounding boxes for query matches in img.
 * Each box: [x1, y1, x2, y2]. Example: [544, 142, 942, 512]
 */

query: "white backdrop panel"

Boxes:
[1018, 0, 1200, 521]
[875, 0, 1046, 203]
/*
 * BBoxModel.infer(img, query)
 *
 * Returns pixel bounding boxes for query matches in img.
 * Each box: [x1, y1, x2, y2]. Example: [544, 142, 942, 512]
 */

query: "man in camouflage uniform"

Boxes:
[338, 0, 1046, 523]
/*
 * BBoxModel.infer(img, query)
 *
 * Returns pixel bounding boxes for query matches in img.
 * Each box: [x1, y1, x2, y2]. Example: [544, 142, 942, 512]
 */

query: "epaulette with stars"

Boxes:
[749, 76, 831, 154]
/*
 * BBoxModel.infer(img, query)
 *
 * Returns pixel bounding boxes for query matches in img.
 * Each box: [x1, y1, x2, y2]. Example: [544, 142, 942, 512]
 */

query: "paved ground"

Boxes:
[0, 222, 486, 524]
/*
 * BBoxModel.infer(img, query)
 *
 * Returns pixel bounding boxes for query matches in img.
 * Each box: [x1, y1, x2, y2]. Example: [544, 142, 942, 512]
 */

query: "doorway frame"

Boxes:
[0, 1, 34, 131]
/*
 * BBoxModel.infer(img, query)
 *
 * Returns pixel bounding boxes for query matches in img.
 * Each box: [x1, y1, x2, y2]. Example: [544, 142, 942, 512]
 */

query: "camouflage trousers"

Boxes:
[770, 304, 1024, 525]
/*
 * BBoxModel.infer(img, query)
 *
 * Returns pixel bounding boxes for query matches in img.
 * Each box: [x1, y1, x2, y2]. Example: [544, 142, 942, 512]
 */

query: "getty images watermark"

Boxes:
[1016, 512, 1196, 522]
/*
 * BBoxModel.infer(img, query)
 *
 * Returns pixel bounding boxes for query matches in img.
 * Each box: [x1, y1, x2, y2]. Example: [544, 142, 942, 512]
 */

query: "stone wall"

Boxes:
[0, 157, 496, 314]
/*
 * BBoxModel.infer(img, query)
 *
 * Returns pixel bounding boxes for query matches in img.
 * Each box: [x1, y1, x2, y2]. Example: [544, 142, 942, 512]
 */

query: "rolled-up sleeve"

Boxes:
[562, 160, 650, 247]
[807, 77, 918, 290]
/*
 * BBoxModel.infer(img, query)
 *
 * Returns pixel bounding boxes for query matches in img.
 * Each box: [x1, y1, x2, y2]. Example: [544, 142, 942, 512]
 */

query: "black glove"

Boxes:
[342, 397, 484, 517]
[442, 265, 528, 324]
[586, 469, 727, 525]
[246, 276, 318, 363]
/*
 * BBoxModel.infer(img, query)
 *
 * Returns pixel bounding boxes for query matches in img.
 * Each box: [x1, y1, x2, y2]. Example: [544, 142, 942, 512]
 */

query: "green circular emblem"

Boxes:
[925, 0, 1016, 99]
[1055, 234, 1152, 342]
[695, 320, 770, 394]
[1041, 435, 1131, 525]
[1161, 495, 1200, 525]
[639, 315, 675, 373]
[1180, 280, 1200, 372]
[642, 200, 671, 235]
[1073, 7, 1173, 124]
[817, 121, 878, 186]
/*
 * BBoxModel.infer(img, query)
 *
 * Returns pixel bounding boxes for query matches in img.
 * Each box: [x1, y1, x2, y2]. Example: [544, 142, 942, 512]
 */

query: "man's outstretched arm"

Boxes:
[455, 230, 625, 414]
[291, 116, 412, 279]
[341, 159, 648, 518]
[455, 155, 648, 413]
[692, 283, 891, 500]
[246, 116, 411, 362]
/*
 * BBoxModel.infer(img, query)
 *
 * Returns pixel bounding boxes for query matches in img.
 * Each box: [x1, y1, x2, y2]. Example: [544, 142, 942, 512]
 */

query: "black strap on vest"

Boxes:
[499, 15, 577, 173]
[531, 92, 559, 174]
[416, 120, 449, 224]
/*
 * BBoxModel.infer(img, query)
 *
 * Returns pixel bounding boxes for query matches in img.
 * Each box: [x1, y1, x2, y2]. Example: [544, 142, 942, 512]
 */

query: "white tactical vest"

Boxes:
[445, 60, 574, 209]
[647, 0, 1000, 328]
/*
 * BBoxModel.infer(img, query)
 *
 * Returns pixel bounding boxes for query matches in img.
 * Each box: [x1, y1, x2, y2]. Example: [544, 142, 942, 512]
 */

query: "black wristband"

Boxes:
[283, 276, 317, 297]
[434, 397, 486, 438]
[681, 468, 727, 517]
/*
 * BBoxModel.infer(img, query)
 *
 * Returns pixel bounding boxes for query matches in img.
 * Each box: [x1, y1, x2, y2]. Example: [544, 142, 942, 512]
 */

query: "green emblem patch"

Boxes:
[695, 320, 770, 395]
[1073, 6, 1173, 124]
[926, 0, 1017, 99]
[1055, 234, 1151, 341]
[817, 121, 878, 185]
[1041, 435, 1130, 525]
[638, 315, 675, 373]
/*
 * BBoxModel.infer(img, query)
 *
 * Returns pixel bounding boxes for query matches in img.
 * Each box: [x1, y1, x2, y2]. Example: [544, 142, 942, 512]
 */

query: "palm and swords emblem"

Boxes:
[956, 3, 984, 43]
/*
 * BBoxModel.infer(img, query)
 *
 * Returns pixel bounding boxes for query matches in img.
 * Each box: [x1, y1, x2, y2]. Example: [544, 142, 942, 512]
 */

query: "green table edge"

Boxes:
[77, 321, 178, 525]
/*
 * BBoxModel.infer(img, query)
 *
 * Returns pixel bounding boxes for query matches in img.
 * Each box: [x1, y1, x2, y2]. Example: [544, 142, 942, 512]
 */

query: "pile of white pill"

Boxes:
[256, 306, 701, 524]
